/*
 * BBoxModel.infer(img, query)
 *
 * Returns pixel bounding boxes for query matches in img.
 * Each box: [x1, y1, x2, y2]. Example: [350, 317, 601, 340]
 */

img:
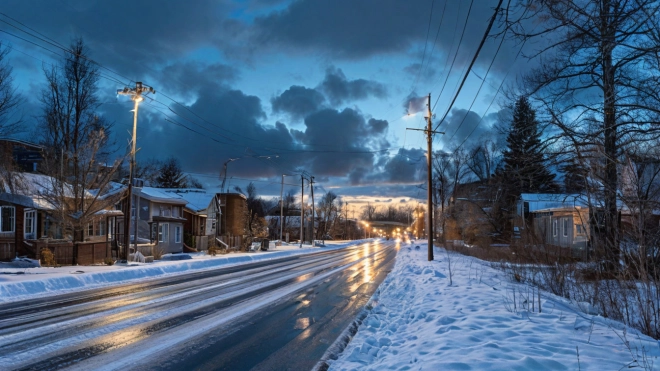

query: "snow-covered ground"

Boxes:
[325, 242, 660, 371]
[4, 239, 660, 370]
[0, 240, 365, 303]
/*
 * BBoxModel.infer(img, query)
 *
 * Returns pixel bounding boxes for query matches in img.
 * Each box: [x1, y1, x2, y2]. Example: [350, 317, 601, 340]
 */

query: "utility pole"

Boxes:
[117, 82, 155, 262]
[406, 93, 443, 261]
[345, 202, 349, 240]
[279, 174, 286, 246]
[300, 175, 304, 248]
[310, 176, 315, 246]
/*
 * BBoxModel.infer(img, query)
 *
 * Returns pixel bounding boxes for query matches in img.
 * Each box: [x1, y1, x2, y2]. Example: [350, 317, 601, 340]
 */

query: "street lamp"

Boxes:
[117, 82, 155, 262]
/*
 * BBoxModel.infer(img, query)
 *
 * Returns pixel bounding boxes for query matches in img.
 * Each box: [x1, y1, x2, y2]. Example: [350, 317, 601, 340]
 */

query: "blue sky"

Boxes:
[1, 0, 530, 213]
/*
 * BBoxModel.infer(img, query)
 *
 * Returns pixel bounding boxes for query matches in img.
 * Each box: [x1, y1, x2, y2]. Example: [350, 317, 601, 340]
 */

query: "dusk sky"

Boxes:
[2, 0, 531, 211]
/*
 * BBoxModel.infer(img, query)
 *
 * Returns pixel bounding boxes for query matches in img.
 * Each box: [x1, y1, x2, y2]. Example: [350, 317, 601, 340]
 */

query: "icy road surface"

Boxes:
[0, 240, 397, 370]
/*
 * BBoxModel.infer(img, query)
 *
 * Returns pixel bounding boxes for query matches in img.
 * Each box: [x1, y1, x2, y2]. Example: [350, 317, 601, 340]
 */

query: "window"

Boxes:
[87, 220, 107, 237]
[160, 205, 172, 217]
[1, 206, 15, 233]
[576, 224, 584, 235]
[158, 223, 169, 243]
[174, 226, 182, 243]
[173, 206, 180, 218]
[24, 210, 36, 239]
[563, 218, 569, 237]
[552, 218, 557, 237]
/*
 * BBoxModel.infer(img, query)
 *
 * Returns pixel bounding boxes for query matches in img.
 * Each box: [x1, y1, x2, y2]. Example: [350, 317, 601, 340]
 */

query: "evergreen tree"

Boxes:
[561, 155, 588, 193]
[500, 96, 557, 195]
[155, 157, 188, 188]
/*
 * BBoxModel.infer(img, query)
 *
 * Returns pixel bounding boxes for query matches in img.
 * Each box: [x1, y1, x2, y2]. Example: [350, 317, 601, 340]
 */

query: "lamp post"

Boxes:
[117, 82, 155, 261]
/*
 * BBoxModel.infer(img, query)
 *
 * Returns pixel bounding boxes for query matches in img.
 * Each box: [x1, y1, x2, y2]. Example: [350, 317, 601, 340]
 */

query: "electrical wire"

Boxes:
[444, 26, 507, 144]
[410, 0, 435, 93]
[431, 0, 474, 112]
[433, 0, 503, 133]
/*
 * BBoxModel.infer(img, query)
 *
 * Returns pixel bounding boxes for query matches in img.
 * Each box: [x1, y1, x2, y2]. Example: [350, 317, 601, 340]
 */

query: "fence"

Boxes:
[217, 235, 243, 251]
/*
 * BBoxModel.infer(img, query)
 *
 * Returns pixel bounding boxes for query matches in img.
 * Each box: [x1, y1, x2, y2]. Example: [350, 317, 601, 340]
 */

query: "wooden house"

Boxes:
[163, 189, 219, 251]
[0, 173, 123, 264]
[119, 187, 187, 254]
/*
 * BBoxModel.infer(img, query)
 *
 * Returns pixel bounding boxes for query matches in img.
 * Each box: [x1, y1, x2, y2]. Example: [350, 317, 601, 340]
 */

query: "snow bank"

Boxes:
[0, 239, 371, 303]
[326, 244, 660, 371]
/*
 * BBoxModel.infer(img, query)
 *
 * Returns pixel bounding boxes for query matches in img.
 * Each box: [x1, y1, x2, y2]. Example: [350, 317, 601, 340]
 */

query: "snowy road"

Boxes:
[0, 240, 397, 371]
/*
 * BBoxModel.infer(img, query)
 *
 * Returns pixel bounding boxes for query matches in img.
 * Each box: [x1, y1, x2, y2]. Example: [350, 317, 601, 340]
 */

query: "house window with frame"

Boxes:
[1, 206, 15, 233]
[159, 223, 169, 243]
[87, 219, 107, 237]
[552, 219, 557, 237]
[24, 210, 36, 239]
[576, 224, 584, 235]
[563, 218, 569, 237]
[160, 205, 172, 217]
[174, 226, 182, 243]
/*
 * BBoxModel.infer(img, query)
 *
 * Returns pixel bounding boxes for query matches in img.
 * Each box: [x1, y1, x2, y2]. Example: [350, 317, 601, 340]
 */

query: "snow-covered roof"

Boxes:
[162, 189, 215, 213]
[519, 193, 589, 213]
[135, 187, 187, 205]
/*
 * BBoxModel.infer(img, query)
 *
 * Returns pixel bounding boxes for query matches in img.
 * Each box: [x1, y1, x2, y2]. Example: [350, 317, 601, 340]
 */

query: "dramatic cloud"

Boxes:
[437, 108, 504, 150]
[318, 67, 387, 106]
[295, 108, 389, 176]
[271, 86, 326, 121]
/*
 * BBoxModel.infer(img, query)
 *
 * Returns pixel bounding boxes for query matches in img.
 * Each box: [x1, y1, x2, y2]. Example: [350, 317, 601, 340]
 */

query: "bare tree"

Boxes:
[361, 202, 376, 221]
[507, 0, 660, 266]
[37, 38, 121, 243]
[466, 139, 500, 183]
[0, 43, 21, 137]
[434, 147, 471, 242]
[317, 191, 339, 239]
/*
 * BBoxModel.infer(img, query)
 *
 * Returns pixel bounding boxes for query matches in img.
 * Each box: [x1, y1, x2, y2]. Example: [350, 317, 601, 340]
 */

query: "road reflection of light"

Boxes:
[294, 272, 315, 283]
[294, 317, 310, 330]
[301, 299, 311, 306]
[363, 256, 372, 283]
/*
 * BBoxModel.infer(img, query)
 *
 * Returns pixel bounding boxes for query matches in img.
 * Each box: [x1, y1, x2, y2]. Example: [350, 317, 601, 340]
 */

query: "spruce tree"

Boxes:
[155, 157, 188, 188]
[500, 96, 556, 195]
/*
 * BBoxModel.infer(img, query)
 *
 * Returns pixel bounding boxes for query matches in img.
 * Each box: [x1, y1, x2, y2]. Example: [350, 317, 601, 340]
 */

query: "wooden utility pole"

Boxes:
[117, 82, 155, 261]
[406, 93, 443, 261]
[300, 175, 304, 248]
[310, 176, 315, 246]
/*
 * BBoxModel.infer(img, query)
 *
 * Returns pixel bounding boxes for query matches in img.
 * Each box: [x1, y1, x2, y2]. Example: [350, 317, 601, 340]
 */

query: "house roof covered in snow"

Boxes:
[519, 193, 589, 213]
[135, 187, 187, 205]
[162, 189, 215, 214]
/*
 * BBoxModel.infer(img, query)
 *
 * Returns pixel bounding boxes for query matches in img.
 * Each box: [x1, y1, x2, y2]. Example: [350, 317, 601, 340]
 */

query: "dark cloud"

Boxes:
[297, 108, 389, 176]
[403, 63, 437, 80]
[159, 61, 238, 96]
[378, 148, 427, 184]
[437, 108, 505, 150]
[318, 67, 387, 106]
[253, 0, 428, 58]
[271, 86, 326, 121]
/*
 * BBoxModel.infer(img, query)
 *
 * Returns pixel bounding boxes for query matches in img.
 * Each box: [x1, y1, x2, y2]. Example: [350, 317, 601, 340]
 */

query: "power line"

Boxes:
[433, 0, 503, 133]
[420, 0, 449, 86]
[410, 0, 436, 92]
[0, 13, 133, 85]
[431, 0, 474, 112]
[444, 26, 507, 144]
[451, 40, 527, 152]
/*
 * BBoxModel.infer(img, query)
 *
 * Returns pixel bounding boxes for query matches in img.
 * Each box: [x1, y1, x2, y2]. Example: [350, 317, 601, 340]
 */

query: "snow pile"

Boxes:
[327, 245, 660, 370]
[0, 240, 369, 303]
